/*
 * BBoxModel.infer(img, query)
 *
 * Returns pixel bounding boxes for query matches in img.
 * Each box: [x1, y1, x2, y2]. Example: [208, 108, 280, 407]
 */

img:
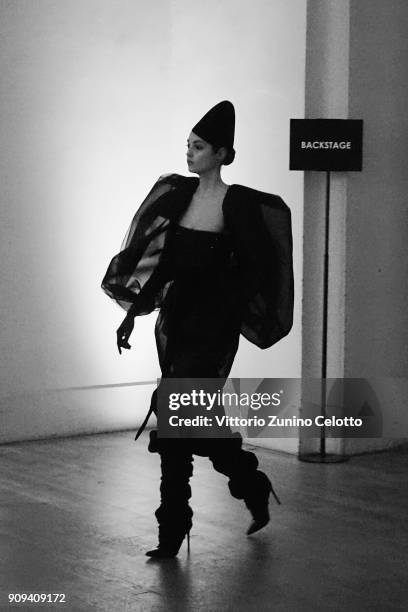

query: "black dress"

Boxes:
[156, 223, 241, 379]
[145, 222, 243, 446]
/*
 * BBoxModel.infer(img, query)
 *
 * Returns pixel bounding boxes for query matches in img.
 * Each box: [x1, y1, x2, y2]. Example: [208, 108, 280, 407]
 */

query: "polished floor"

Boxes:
[0, 431, 407, 611]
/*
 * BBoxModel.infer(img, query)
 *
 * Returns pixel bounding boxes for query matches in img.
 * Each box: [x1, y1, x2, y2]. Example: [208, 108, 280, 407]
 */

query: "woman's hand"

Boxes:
[116, 313, 135, 354]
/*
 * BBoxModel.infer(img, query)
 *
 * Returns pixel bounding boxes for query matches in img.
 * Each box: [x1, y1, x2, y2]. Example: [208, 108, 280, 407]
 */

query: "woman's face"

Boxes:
[186, 131, 224, 174]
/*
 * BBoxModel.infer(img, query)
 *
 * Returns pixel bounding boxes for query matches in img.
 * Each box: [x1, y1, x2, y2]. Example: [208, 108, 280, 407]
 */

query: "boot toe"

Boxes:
[246, 516, 270, 535]
[146, 547, 177, 558]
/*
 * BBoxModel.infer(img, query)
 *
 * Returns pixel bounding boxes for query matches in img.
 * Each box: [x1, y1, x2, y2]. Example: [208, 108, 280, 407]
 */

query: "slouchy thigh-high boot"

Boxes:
[147, 433, 193, 557]
[206, 434, 280, 535]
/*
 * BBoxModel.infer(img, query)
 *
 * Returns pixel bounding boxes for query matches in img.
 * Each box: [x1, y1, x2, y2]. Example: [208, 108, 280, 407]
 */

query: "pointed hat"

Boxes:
[192, 100, 235, 149]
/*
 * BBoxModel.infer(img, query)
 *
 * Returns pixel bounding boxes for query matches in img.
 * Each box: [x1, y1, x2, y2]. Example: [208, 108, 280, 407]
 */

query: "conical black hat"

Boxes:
[192, 100, 235, 149]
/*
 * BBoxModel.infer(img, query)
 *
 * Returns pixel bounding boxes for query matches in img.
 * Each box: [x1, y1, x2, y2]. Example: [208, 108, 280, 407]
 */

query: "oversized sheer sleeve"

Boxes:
[224, 186, 294, 349]
[102, 175, 294, 349]
[101, 174, 185, 315]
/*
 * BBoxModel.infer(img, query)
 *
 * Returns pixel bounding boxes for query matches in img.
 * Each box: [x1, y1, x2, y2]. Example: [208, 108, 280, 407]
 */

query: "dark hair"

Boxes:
[211, 143, 236, 166]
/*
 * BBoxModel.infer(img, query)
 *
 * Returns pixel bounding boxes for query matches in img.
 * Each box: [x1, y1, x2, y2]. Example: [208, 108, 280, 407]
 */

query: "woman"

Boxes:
[102, 101, 294, 558]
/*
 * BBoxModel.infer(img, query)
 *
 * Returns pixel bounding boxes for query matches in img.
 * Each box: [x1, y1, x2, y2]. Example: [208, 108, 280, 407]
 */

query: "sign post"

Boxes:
[290, 119, 363, 463]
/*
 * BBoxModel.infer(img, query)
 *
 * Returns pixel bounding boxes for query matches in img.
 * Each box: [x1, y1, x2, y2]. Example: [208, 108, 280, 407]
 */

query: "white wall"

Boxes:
[166, 0, 306, 454]
[0, 0, 171, 441]
[0, 0, 306, 446]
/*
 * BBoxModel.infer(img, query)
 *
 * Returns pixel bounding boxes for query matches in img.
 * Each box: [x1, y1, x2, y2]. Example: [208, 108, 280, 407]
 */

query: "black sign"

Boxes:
[290, 119, 363, 171]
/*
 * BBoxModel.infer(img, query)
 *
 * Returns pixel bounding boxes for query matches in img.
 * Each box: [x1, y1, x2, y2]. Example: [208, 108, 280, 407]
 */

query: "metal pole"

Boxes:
[299, 170, 348, 463]
[320, 170, 331, 457]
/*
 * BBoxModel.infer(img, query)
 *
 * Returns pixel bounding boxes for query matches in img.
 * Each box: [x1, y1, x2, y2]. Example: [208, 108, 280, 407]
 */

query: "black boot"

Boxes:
[208, 435, 280, 536]
[146, 443, 194, 558]
[146, 505, 192, 558]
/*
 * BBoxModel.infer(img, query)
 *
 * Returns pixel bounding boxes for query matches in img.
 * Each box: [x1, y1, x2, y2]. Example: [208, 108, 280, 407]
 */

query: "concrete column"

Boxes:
[301, 0, 408, 455]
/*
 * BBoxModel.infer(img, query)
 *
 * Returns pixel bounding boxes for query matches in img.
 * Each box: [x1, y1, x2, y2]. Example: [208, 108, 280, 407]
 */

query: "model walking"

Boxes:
[102, 101, 294, 558]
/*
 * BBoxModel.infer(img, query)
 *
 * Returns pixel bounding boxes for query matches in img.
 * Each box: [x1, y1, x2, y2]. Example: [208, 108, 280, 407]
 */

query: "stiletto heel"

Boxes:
[146, 528, 191, 558]
[271, 483, 281, 505]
